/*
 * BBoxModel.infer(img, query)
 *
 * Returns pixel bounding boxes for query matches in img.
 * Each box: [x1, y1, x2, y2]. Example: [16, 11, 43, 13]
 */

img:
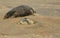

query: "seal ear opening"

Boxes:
[4, 10, 16, 19]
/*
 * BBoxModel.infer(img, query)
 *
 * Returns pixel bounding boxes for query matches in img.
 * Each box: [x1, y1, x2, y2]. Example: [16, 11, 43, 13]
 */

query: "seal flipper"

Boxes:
[4, 10, 16, 19]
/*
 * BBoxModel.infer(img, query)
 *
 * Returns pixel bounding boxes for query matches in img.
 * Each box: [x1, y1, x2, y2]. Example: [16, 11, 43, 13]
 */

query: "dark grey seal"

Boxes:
[4, 5, 36, 19]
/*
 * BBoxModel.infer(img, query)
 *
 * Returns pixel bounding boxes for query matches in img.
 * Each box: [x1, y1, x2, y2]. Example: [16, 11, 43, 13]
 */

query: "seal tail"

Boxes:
[4, 10, 16, 19]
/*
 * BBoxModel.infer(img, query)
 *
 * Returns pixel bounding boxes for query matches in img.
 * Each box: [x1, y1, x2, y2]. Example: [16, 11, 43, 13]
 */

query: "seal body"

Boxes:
[4, 5, 36, 19]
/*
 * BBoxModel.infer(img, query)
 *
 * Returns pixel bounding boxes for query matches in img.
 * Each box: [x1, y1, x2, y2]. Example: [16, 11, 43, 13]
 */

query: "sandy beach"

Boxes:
[0, 0, 60, 38]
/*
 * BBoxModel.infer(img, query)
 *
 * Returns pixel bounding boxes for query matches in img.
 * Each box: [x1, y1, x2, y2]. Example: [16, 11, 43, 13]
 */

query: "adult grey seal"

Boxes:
[4, 5, 36, 19]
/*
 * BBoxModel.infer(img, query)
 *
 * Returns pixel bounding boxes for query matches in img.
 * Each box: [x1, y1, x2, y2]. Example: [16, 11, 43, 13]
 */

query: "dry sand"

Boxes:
[0, 0, 60, 38]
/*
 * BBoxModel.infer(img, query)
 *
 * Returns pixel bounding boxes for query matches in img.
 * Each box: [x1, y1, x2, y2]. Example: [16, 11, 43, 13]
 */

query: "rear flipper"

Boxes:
[4, 10, 16, 19]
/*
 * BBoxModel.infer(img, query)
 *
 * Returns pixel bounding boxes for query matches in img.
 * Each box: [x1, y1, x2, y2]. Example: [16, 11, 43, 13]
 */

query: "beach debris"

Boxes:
[20, 18, 35, 25]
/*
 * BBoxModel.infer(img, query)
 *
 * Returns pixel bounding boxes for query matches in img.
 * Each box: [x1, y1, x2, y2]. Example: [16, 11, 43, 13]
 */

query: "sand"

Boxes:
[0, 0, 60, 38]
